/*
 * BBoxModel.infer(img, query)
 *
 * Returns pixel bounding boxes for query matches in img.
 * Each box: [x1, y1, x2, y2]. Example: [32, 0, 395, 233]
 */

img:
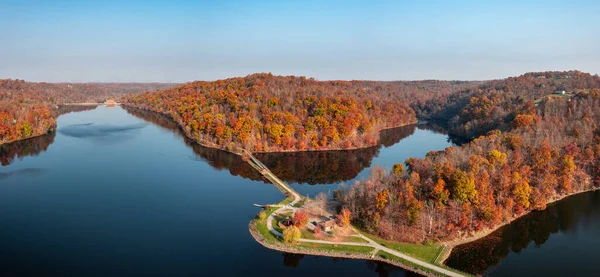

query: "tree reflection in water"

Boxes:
[281, 253, 423, 277]
[446, 191, 600, 275]
[0, 131, 55, 166]
[125, 106, 426, 185]
[0, 105, 99, 167]
[417, 120, 469, 146]
[282, 253, 304, 268]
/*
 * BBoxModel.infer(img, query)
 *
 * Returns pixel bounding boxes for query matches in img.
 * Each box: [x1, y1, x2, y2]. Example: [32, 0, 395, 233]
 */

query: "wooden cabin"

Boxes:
[319, 219, 337, 232]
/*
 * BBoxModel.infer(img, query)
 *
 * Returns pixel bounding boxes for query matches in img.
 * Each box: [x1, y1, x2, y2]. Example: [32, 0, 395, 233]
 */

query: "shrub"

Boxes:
[423, 239, 438, 246]
[313, 225, 321, 234]
[283, 226, 301, 244]
[336, 207, 351, 227]
[258, 211, 267, 220]
[292, 210, 309, 228]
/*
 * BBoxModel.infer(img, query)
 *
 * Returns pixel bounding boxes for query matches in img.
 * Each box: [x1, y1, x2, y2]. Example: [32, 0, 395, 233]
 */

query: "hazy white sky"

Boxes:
[1, 0, 599, 82]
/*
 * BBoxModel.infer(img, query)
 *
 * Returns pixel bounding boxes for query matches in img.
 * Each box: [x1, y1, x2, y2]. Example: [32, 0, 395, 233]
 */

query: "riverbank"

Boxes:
[249, 219, 440, 277]
[0, 128, 55, 146]
[244, 150, 470, 277]
[1, 103, 103, 146]
[121, 104, 418, 155]
[439, 185, 600, 264]
[249, 200, 471, 277]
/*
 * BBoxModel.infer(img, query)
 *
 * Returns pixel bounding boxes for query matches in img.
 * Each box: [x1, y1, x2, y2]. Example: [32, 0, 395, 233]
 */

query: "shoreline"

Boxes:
[439, 185, 600, 264]
[0, 128, 55, 146]
[1, 103, 103, 147]
[122, 104, 418, 155]
[248, 220, 439, 277]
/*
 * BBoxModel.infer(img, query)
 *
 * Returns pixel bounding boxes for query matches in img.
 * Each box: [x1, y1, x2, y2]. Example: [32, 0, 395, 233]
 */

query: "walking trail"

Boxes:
[244, 149, 466, 277]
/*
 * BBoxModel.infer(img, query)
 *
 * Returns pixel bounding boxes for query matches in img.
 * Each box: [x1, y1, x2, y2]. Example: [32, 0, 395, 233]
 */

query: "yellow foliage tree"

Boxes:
[512, 172, 531, 209]
[487, 149, 507, 166]
[392, 163, 405, 176]
[283, 225, 301, 244]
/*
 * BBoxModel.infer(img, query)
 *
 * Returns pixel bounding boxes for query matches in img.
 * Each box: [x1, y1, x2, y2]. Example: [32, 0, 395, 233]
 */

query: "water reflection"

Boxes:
[282, 253, 304, 268]
[124, 107, 423, 185]
[418, 120, 469, 146]
[0, 105, 99, 167]
[255, 126, 415, 185]
[446, 191, 600, 276]
[0, 168, 46, 180]
[59, 123, 147, 137]
[0, 132, 55, 166]
[280, 252, 420, 277]
[122, 107, 262, 181]
[1, 107, 457, 186]
[56, 105, 98, 116]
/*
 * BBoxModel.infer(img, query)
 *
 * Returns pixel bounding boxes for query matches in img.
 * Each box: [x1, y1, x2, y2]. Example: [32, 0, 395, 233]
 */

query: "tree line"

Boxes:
[0, 79, 175, 144]
[341, 71, 600, 243]
[124, 73, 425, 152]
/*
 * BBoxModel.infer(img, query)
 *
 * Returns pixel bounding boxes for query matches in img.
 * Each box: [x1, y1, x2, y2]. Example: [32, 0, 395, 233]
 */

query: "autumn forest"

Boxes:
[3, 70, 600, 246]
[123, 70, 600, 244]
[0, 80, 175, 144]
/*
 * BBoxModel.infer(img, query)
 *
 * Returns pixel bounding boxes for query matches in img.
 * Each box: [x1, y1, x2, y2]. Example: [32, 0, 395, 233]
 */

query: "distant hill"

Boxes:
[0, 79, 177, 144]
[417, 70, 600, 138]
[124, 73, 426, 153]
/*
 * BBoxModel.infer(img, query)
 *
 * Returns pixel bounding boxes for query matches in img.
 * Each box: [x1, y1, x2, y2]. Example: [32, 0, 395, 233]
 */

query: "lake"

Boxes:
[446, 190, 600, 276]
[0, 106, 455, 277]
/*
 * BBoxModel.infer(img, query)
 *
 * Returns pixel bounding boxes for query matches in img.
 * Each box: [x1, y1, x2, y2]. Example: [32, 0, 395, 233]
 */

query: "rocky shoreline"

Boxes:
[248, 219, 441, 277]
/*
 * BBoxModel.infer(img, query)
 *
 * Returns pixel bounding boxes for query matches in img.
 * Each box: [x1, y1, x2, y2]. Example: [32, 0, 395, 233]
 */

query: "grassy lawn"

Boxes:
[272, 211, 293, 234]
[272, 217, 284, 234]
[378, 251, 473, 277]
[300, 226, 367, 243]
[378, 251, 472, 277]
[296, 242, 374, 254]
[356, 229, 441, 263]
[254, 209, 469, 276]
[300, 228, 317, 239]
[344, 235, 368, 243]
[292, 198, 306, 208]
[278, 197, 293, 206]
[534, 93, 573, 106]
[255, 219, 280, 244]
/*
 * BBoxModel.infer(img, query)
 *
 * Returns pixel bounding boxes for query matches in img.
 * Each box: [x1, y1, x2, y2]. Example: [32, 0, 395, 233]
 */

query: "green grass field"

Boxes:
[296, 242, 374, 254]
[358, 231, 441, 263]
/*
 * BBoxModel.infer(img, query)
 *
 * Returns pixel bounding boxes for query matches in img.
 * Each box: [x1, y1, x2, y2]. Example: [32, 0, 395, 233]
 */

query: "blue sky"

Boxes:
[1, 0, 599, 82]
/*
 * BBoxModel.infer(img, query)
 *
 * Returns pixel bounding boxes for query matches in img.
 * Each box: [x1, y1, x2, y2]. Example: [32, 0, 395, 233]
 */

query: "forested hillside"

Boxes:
[0, 79, 175, 144]
[341, 85, 600, 243]
[417, 71, 600, 139]
[124, 73, 424, 152]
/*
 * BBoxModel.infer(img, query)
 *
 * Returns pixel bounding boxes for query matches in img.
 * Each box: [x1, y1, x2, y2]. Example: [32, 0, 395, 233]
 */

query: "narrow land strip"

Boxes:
[243, 150, 469, 277]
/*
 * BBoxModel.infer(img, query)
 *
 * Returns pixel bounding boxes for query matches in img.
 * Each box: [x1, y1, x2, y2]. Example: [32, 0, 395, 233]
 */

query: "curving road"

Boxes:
[246, 150, 467, 277]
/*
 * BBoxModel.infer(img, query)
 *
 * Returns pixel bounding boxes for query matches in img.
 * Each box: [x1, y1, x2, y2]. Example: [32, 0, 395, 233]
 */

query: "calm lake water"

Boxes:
[446, 191, 600, 276]
[0, 106, 455, 277]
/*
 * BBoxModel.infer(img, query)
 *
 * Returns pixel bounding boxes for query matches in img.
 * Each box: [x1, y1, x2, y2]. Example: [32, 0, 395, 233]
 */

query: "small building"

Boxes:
[319, 219, 337, 232]
[281, 217, 293, 227]
[105, 99, 117, 107]
[554, 90, 566, 95]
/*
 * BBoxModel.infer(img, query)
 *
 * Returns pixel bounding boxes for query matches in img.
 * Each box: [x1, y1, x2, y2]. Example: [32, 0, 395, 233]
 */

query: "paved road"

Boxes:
[266, 204, 465, 277]
[247, 150, 466, 277]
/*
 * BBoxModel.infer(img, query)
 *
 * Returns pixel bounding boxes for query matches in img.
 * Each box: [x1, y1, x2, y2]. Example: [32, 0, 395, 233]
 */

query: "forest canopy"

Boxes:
[341, 71, 600, 243]
[0, 79, 175, 144]
[124, 73, 432, 152]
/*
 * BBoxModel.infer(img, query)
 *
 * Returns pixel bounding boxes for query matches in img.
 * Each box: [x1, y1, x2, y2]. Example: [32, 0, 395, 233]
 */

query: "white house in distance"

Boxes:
[554, 89, 566, 95]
